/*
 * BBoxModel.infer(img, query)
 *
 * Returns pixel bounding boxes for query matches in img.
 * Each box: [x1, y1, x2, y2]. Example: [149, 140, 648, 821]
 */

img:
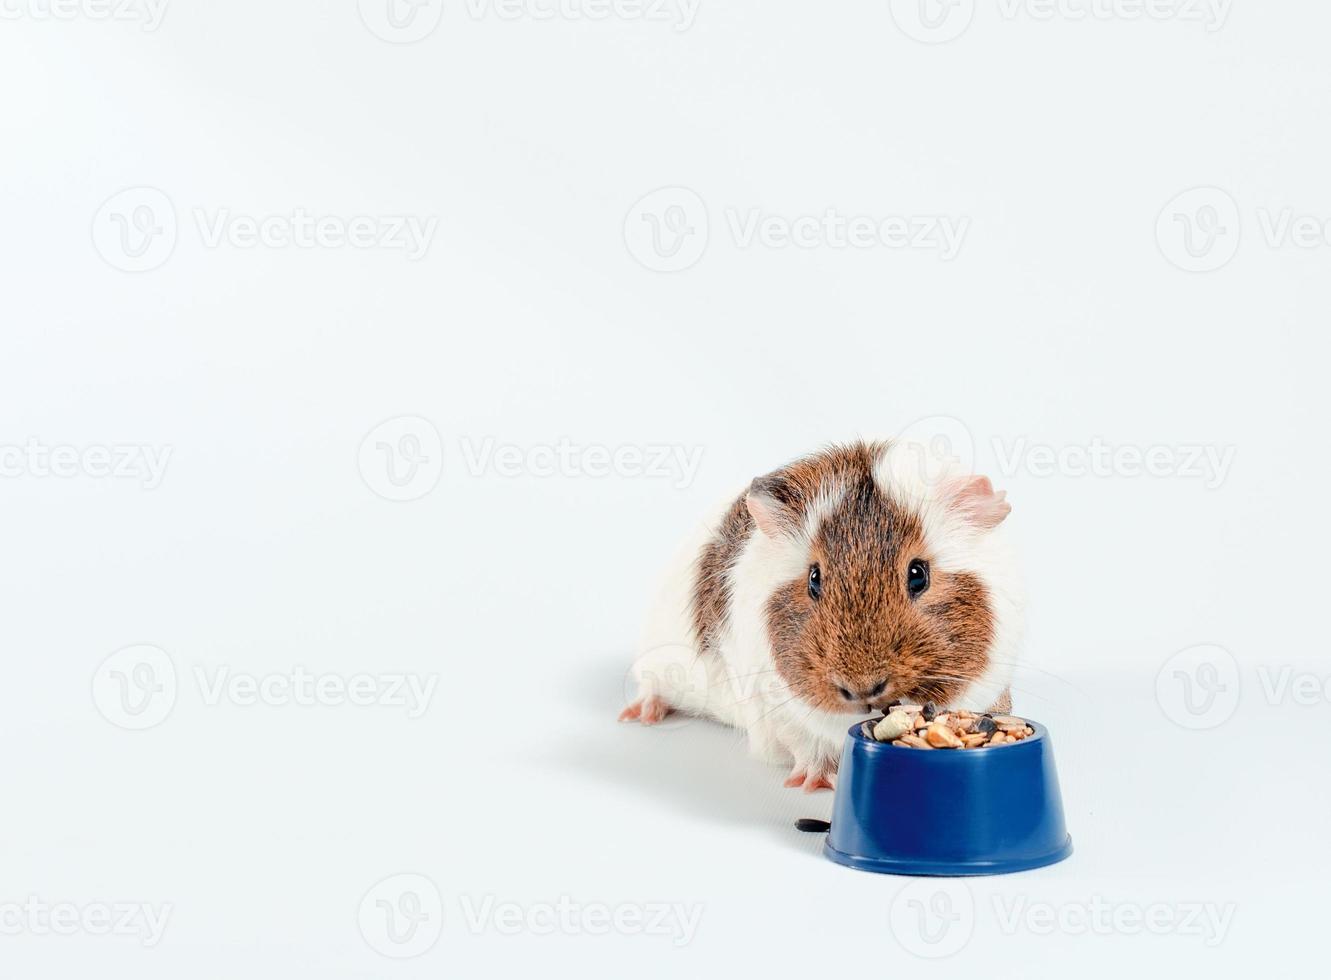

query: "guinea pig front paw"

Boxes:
[784, 761, 837, 793]
[617, 695, 673, 725]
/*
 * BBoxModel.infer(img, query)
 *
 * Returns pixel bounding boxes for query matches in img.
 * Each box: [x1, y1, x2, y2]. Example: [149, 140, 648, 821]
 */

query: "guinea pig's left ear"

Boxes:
[943, 474, 1010, 529]
[745, 474, 799, 538]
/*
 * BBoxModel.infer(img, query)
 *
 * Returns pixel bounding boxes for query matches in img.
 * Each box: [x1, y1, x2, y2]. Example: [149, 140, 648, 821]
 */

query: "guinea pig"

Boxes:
[619, 439, 1022, 792]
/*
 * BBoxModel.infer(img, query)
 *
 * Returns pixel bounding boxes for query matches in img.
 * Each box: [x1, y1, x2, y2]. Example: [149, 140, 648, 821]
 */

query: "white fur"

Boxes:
[629, 441, 1025, 778]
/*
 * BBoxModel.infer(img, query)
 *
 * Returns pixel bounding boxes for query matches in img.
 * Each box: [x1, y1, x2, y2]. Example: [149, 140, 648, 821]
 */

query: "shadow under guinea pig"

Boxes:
[547, 655, 833, 859]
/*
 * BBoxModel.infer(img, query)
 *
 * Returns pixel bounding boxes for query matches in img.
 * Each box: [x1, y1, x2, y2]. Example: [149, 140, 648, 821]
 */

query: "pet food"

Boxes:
[863, 706, 1034, 749]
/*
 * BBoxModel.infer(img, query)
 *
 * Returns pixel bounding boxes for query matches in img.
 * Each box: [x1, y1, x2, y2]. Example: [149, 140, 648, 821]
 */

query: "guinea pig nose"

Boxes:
[839, 678, 889, 701]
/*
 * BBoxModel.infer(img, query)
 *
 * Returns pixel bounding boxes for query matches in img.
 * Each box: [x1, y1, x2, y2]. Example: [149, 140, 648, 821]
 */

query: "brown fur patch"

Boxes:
[690, 496, 750, 654]
[690, 443, 889, 654]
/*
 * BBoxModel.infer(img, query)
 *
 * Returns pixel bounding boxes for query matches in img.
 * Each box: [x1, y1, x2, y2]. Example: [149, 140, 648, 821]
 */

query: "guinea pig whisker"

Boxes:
[965, 660, 1094, 701]
[751, 693, 801, 726]
[909, 672, 1058, 705]
[729, 683, 793, 707]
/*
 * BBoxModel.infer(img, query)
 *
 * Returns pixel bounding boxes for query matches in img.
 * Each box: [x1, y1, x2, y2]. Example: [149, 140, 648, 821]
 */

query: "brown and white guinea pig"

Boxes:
[619, 439, 1022, 792]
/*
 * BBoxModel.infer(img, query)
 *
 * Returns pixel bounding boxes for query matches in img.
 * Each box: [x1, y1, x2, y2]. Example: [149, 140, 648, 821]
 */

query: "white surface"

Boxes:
[2, 2, 1328, 976]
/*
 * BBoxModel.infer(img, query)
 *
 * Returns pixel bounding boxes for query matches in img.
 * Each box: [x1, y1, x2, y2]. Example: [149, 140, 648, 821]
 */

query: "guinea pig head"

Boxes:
[745, 442, 1016, 714]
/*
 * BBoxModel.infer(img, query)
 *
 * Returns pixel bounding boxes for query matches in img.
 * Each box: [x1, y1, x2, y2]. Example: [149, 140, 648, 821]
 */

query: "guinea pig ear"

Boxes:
[942, 474, 1011, 530]
[745, 474, 800, 538]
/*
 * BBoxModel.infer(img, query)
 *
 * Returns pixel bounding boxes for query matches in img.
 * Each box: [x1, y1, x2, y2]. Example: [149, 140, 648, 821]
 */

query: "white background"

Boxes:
[2, 0, 1328, 976]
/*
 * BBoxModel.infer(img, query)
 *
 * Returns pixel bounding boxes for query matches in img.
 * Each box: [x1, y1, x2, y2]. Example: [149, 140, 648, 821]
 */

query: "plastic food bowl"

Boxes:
[823, 718, 1073, 876]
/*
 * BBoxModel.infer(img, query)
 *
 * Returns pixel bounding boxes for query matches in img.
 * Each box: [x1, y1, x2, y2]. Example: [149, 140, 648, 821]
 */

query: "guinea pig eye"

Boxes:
[907, 559, 930, 598]
[808, 563, 822, 600]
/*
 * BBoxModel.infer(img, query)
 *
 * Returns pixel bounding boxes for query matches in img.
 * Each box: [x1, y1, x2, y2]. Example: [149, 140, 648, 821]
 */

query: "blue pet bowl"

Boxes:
[823, 718, 1072, 876]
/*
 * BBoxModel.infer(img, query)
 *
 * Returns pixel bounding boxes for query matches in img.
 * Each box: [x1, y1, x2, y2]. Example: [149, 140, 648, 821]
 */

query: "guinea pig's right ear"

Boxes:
[745, 474, 799, 538]
[942, 473, 1011, 530]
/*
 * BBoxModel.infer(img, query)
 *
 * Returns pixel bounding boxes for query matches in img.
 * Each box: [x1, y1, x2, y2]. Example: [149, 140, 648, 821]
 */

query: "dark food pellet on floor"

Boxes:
[795, 818, 831, 833]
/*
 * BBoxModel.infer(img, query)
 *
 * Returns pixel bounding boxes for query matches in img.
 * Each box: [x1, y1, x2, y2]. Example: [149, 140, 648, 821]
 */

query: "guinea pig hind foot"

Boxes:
[618, 695, 674, 725]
